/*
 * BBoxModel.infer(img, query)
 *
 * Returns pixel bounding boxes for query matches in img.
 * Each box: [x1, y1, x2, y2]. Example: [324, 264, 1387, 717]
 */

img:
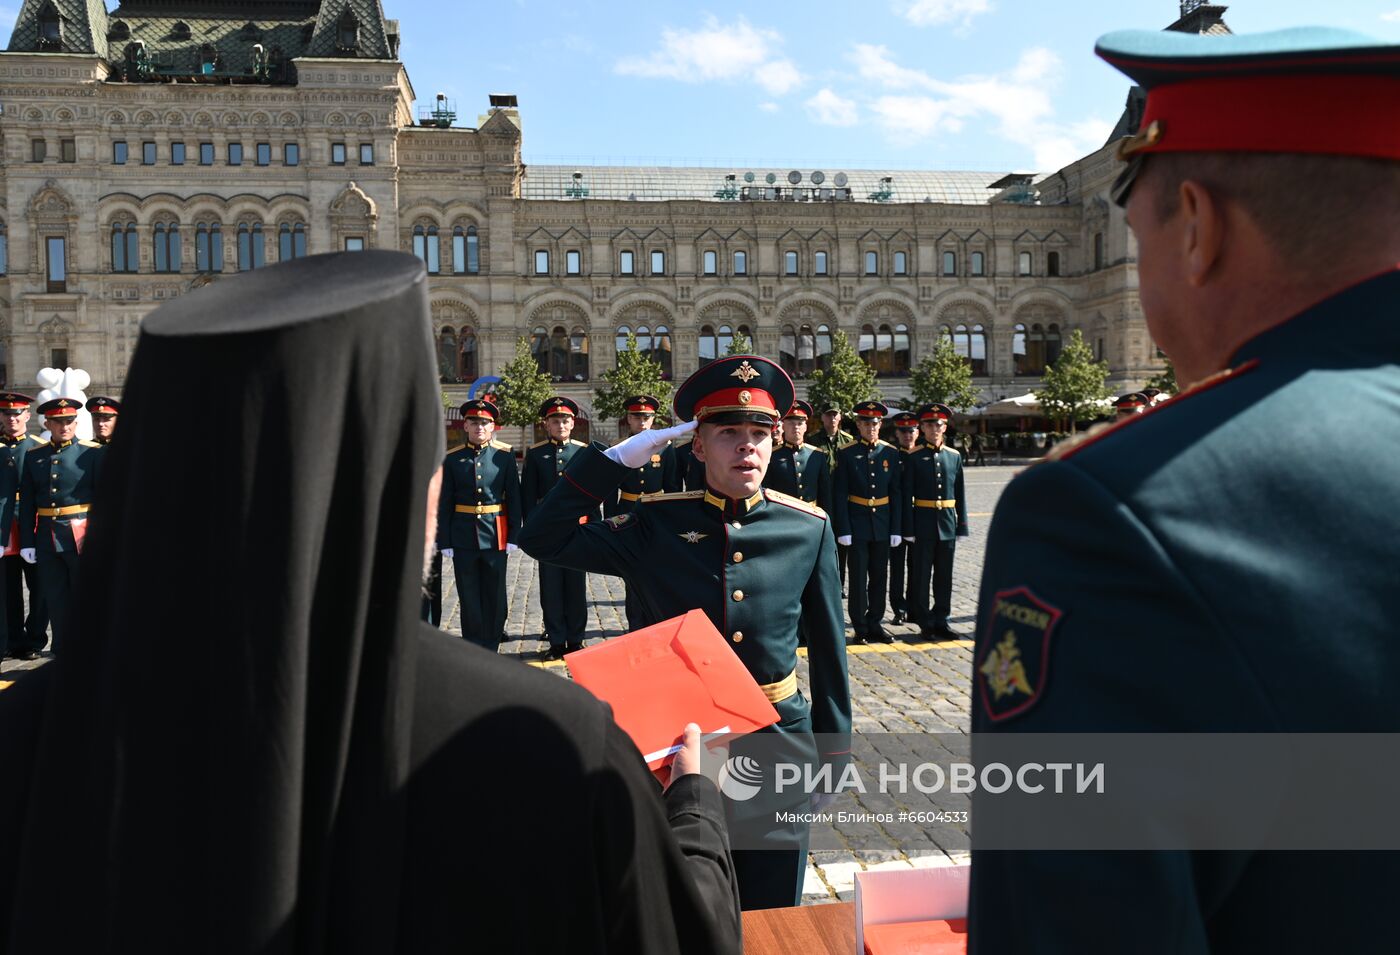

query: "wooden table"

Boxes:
[743, 901, 855, 955]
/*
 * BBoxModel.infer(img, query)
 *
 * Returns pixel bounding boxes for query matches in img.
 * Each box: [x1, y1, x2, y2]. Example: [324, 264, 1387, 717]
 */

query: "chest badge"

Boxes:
[883, 460, 890, 470]
[678, 530, 709, 544]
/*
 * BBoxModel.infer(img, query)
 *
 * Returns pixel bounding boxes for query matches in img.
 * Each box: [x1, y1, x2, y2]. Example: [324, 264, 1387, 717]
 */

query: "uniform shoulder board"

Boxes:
[899, 445, 917, 454]
[876, 439, 895, 449]
[490, 439, 512, 451]
[569, 439, 587, 447]
[529, 439, 549, 450]
[764, 489, 828, 519]
[446, 443, 466, 455]
[26, 435, 48, 446]
[79, 439, 102, 448]
[639, 490, 705, 503]
[947, 445, 963, 456]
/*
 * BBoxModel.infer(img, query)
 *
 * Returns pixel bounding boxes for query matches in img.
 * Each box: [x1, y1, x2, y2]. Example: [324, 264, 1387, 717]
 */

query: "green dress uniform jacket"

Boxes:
[900, 443, 968, 541]
[763, 442, 830, 512]
[806, 428, 854, 472]
[521, 437, 592, 648]
[673, 438, 707, 491]
[968, 269, 1400, 953]
[436, 440, 521, 552]
[19, 438, 102, 555]
[521, 438, 590, 515]
[0, 434, 46, 552]
[606, 441, 681, 516]
[832, 439, 903, 541]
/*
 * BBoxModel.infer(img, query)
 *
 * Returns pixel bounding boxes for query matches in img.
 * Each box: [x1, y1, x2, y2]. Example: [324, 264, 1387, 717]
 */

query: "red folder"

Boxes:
[864, 919, 968, 954]
[565, 609, 780, 774]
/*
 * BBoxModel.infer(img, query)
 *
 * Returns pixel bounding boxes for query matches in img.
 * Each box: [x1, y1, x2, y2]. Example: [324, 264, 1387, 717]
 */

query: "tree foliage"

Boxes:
[806, 328, 879, 414]
[1145, 356, 1179, 395]
[1035, 329, 1115, 432]
[726, 329, 753, 356]
[593, 332, 674, 424]
[492, 337, 555, 428]
[909, 338, 981, 411]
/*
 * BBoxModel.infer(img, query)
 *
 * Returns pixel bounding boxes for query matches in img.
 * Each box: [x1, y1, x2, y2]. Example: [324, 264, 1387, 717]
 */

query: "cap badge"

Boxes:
[1117, 119, 1164, 159]
[738, 390, 752, 405]
[678, 531, 709, 544]
[730, 361, 760, 384]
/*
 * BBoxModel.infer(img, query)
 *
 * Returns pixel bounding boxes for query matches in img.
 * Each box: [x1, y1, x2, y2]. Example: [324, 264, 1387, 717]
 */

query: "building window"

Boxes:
[255, 142, 271, 166]
[152, 222, 181, 273]
[1013, 323, 1059, 376]
[784, 250, 798, 276]
[199, 43, 217, 73]
[1047, 251, 1060, 277]
[859, 324, 895, 374]
[698, 316, 752, 367]
[942, 251, 956, 276]
[814, 250, 828, 275]
[30, 139, 46, 163]
[337, 12, 359, 50]
[46, 236, 66, 292]
[947, 322, 988, 375]
[111, 222, 138, 273]
[49, 348, 67, 369]
[142, 141, 156, 165]
[733, 250, 747, 275]
[1094, 233, 1104, 270]
[534, 250, 549, 275]
[452, 225, 478, 274]
[1018, 251, 1032, 276]
[331, 142, 346, 165]
[864, 250, 878, 275]
[0, 223, 7, 276]
[199, 142, 214, 165]
[195, 222, 222, 272]
[228, 143, 244, 166]
[894, 251, 908, 276]
[462, 225, 480, 273]
[38, 5, 60, 46]
[779, 325, 797, 374]
[566, 249, 581, 275]
[538, 324, 589, 381]
[703, 250, 717, 276]
[619, 250, 634, 275]
[237, 222, 265, 271]
[112, 141, 127, 164]
[278, 222, 307, 261]
[459, 326, 478, 383]
[359, 143, 374, 165]
[60, 139, 75, 163]
[620, 313, 672, 378]
[439, 325, 479, 384]
[650, 250, 665, 275]
[412, 225, 440, 274]
[344, 237, 365, 252]
[171, 141, 186, 165]
[971, 251, 985, 276]
[284, 143, 299, 166]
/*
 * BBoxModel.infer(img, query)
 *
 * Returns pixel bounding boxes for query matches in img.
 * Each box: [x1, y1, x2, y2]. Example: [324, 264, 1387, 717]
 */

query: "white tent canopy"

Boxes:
[980, 393, 1116, 416]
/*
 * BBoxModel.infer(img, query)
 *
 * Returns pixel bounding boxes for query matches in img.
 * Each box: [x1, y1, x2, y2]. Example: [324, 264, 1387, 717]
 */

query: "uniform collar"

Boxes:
[51, 437, 74, 449]
[1230, 267, 1400, 368]
[549, 437, 569, 446]
[702, 488, 765, 519]
[466, 441, 486, 452]
[861, 438, 879, 448]
[0, 433, 21, 446]
[783, 440, 804, 451]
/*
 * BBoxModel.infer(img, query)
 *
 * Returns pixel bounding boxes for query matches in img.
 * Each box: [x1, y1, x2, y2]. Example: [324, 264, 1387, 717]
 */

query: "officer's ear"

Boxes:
[691, 424, 708, 463]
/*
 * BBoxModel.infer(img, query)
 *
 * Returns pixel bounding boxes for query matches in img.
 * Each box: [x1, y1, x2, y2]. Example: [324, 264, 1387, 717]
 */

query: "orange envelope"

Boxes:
[565, 609, 780, 773]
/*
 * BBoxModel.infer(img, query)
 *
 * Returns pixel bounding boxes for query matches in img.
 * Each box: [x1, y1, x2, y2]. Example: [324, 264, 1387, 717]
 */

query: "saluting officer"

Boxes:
[0, 393, 46, 662]
[673, 434, 707, 491]
[521, 396, 592, 659]
[520, 355, 850, 911]
[437, 399, 521, 650]
[887, 411, 921, 626]
[85, 396, 121, 445]
[833, 401, 903, 643]
[19, 397, 103, 655]
[608, 394, 681, 628]
[902, 403, 968, 638]
[762, 400, 829, 512]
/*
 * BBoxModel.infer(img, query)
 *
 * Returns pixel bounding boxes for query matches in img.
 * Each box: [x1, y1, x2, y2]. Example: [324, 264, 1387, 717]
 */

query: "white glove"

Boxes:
[604, 419, 697, 469]
[505, 543, 518, 553]
[440, 548, 454, 558]
[19, 548, 35, 564]
[836, 535, 852, 546]
[905, 536, 916, 543]
[890, 535, 902, 547]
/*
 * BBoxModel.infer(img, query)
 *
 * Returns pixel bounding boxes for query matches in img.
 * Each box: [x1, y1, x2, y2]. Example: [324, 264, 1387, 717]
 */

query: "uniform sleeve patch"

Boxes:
[603, 512, 634, 531]
[976, 587, 1062, 722]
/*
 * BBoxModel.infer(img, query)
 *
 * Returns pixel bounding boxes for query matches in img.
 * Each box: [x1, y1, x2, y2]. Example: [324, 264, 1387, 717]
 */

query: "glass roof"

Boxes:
[521, 165, 1017, 205]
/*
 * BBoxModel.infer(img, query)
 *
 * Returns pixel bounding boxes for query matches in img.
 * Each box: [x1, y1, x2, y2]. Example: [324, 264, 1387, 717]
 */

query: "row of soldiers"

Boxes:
[425, 390, 970, 651]
[0, 393, 119, 662]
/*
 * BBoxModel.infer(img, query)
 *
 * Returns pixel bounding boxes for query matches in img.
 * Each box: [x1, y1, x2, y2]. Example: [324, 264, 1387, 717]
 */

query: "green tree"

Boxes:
[1145, 356, 1179, 395]
[1035, 328, 1115, 432]
[593, 332, 673, 425]
[726, 329, 753, 356]
[492, 336, 555, 428]
[806, 328, 879, 414]
[909, 338, 981, 411]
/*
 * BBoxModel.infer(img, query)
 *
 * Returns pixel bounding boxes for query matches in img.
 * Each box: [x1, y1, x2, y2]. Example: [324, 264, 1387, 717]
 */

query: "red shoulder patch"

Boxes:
[976, 587, 1063, 723]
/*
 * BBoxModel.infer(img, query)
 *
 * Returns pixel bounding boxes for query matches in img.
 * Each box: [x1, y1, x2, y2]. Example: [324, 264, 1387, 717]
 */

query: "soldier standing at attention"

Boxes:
[833, 401, 902, 643]
[1113, 392, 1149, 419]
[85, 396, 120, 445]
[520, 355, 850, 911]
[607, 394, 681, 628]
[762, 400, 829, 512]
[437, 399, 521, 650]
[19, 397, 102, 655]
[806, 403, 854, 592]
[887, 411, 921, 626]
[902, 403, 968, 638]
[0, 393, 45, 662]
[521, 396, 592, 659]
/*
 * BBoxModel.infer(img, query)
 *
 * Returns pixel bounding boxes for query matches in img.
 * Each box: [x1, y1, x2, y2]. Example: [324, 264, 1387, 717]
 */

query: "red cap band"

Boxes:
[695, 387, 778, 418]
[626, 402, 658, 413]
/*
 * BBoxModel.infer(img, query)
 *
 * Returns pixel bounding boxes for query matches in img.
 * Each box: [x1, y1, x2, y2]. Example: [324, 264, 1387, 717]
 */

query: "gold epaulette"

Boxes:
[638, 490, 705, 503]
[529, 439, 549, 449]
[569, 439, 587, 447]
[764, 489, 827, 519]
[78, 439, 101, 448]
[446, 443, 466, 455]
[490, 439, 512, 451]
[876, 439, 895, 449]
[27, 436, 48, 446]
[899, 446, 917, 454]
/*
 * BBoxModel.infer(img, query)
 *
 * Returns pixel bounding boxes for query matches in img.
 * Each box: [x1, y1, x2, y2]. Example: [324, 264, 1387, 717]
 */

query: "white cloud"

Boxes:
[758, 101, 780, 113]
[805, 88, 859, 126]
[1382, 8, 1400, 21]
[616, 17, 802, 94]
[896, 0, 993, 29]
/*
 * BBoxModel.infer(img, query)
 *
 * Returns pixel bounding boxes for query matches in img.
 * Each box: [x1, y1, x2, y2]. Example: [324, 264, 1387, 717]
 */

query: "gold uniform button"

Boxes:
[731, 521, 741, 530]
[732, 551, 744, 562]
[731, 631, 743, 643]
[732, 589, 744, 601]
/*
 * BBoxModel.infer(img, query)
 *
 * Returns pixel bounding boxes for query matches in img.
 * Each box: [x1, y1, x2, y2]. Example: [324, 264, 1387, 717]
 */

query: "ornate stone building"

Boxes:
[0, 0, 1186, 427]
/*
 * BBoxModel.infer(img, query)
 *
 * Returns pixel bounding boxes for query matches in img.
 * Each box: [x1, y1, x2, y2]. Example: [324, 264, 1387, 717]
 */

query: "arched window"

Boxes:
[1047, 251, 1060, 277]
[465, 225, 479, 273]
[1018, 251, 1033, 276]
[111, 222, 138, 273]
[530, 326, 549, 375]
[797, 325, 816, 378]
[894, 251, 907, 276]
[699, 324, 717, 366]
[1045, 323, 1062, 366]
[894, 323, 911, 376]
[942, 251, 956, 276]
[152, 222, 181, 273]
[195, 222, 222, 273]
[458, 326, 478, 383]
[37, 3, 61, 46]
[0, 221, 8, 276]
[413, 224, 439, 274]
[969, 324, 987, 375]
[278, 222, 306, 261]
[954, 324, 970, 367]
[615, 324, 632, 359]
[876, 324, 895, 375]
[779, 325, 797, 374]
[550, 326, 569, 380]
[971, 251, 985, 276]
[1013, 324, 1030, 376]
[732, 250, 747, 275]
[336, 11, 359, 50]
[859, 324, 876, 367]
[703, 250, 718, 276]
[784, 250, 798, 275]
[653, 325, 672, 379]
[437, 326, 458, 382]
[452, 226, 466, 273]
[1024, 323, 1047, 375]
[864, 250, 878, 275]
[199, 43, 217, 73]
[568, 326, 589, 381]
[717, 325, 733, 356]
[815, 322, 833, 373]
[237, 222, 264, 271]
[1094, 233, 1104, 270]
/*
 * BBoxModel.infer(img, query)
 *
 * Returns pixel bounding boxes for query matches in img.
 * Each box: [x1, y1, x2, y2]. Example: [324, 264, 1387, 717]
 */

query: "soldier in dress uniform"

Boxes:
[85, 396, 120, 445]
[1113, 392, 1149, 418]
[762, 400, 829, 511]
[886, 411, 920, 626]
[437, 399, 521, 650]
[520, 355, 850, 911]
[521, 396, 592, 659]
[607, 394, 682, 628]
[969, 27, 1400, 952]
[806, 403, 855, 592]
[0, 393, 46, 662]
[901, 403, 968, 638]
[832, 401, 903, 643]
[673, 434, 707, 491]
[18, 397, 102, 655]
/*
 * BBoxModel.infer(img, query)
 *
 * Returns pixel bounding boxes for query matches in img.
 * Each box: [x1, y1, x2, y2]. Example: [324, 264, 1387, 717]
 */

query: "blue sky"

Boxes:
[390, 0, 1400, 173]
